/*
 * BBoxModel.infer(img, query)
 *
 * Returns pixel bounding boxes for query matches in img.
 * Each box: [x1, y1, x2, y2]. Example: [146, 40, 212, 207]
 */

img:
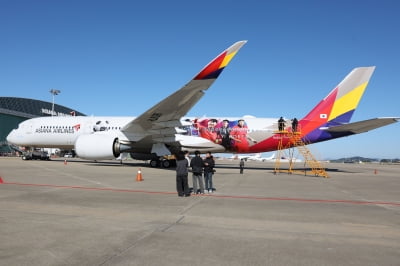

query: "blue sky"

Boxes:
[1, 0, 399, 159]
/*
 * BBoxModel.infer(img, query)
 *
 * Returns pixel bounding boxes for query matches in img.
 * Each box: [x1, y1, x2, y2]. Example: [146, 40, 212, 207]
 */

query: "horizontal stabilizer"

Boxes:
[323, 117, 399, 134]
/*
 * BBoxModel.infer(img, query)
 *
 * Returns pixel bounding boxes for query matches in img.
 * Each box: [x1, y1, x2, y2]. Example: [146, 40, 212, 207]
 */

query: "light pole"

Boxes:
[49, 89, 60, 158]
[49, 89, 61, 116]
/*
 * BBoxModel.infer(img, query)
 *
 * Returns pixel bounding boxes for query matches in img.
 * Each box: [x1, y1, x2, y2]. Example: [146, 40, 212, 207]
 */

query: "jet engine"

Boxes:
[75, 133, 130, 160]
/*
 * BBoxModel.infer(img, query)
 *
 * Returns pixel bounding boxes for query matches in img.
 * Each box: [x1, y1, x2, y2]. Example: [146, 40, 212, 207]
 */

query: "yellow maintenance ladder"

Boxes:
[273, 129, 291, 174]
[274, 128, 328, 178]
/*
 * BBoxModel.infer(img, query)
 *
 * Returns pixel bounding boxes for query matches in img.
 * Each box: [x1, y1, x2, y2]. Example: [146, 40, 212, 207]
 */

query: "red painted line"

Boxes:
[2, 182, 176, 195]
[2, 181, 400, 207]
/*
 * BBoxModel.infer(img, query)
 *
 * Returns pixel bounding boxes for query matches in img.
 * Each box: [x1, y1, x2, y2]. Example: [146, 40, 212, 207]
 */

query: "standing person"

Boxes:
[184, 150, 191, 165]
[175, 151, 190, 197]
[291, 118, 298, 132]
[218, 119, 232, 150]
[184, 150, 192, 191]
[230, 119, 257, 152]
[198, 118, 218, 143]
[278, 117, 286, 131]
[203, 151, 215, 193]
[190, 150, 205, 194]
[239, 158, 245, 174]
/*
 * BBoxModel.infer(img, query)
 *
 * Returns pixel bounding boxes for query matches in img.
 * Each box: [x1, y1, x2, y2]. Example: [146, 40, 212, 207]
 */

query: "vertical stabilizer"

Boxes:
[327, 66, 375, 124]
[300, 67, 375, 142]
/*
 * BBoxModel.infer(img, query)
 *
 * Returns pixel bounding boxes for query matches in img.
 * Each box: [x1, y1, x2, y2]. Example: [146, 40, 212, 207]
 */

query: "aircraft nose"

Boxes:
[6, 130, 17, 144]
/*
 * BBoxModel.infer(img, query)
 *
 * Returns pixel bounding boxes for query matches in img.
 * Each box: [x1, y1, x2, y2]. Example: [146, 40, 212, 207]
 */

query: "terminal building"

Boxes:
[0, 97, 85, 153]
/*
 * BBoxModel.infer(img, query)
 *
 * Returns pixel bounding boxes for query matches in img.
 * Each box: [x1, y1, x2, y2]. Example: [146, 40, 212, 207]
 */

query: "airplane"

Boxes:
[252, 153, 302, 163]
[229, 154, 258, 161]
[231, 153, 302, 163]
[229, 153, 276, 162]
[269, 154, 302, 163]
[252, 153, 276, 162]
[6, 41, 399, 168]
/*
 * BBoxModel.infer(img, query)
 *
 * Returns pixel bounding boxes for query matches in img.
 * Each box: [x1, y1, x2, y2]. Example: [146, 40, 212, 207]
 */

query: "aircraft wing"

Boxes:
[121, 41, 246, 135]
[323, 117, 399, 134]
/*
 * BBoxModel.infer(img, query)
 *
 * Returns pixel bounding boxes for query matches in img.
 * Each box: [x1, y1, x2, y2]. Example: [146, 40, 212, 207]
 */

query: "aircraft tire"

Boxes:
[150, 159, 159, 168]
[162, 160, 171, 168]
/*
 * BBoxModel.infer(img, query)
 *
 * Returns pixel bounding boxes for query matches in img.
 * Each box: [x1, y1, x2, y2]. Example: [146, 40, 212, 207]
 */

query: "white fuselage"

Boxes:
[7, 115, 278, 149]
[7, 116, 134, 149]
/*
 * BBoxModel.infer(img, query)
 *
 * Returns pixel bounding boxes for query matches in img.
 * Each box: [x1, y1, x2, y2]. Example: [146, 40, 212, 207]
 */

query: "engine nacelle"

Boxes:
[75, 133, 122, 160]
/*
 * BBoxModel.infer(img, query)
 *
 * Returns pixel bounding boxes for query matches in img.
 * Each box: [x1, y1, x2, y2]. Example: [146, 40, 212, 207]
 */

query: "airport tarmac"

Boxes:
[0, 157, 399, 266]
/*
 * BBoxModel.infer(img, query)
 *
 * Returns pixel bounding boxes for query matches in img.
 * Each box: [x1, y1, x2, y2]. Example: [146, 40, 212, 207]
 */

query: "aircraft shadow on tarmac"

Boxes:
[53, 158, 357, 174]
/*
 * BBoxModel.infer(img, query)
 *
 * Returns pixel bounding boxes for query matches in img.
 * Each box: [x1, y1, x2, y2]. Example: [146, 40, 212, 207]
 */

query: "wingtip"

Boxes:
[194, 40, 246, 80]
[228, 40, 247, 53]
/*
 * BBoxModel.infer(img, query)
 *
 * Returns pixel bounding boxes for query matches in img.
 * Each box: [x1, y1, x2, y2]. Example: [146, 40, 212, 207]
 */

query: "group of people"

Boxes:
[196, 118, 257, 152]
[175, 151, 215, 197]
[278, 117, 299, 132]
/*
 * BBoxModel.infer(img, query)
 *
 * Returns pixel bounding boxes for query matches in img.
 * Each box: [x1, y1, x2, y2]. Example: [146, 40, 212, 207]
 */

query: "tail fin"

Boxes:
[300, 67, 375, 140]
[327, 66, 375, 124]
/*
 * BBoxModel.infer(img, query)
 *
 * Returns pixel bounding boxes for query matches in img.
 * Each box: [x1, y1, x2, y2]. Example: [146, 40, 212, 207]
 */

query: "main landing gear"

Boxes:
[149, 158, 176, 168]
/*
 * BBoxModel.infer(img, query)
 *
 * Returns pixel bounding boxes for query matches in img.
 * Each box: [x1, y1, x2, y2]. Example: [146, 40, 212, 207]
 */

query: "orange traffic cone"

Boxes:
[64, 159, 67, 165]
[374, 169, 378, 174]
[0, 177, 3, 184]
[136, 168, 143, 181]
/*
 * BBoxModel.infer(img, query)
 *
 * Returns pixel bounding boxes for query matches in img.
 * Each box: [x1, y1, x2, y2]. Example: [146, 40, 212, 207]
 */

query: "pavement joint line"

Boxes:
[2, 181, 400, 207]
